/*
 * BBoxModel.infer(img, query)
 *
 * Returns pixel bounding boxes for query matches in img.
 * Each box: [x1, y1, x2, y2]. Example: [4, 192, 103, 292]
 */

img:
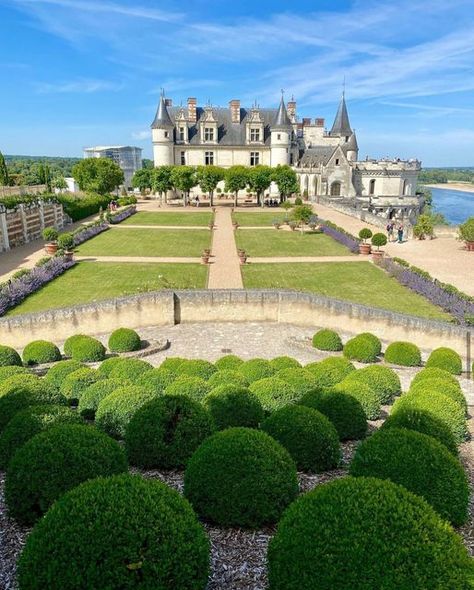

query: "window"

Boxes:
[204, 127, 214, 141]
[250, 152, 260, 166]
[335, 158, 340, 166]
[164, 131, 169, 138]
[277, 134, 281, 140]
[250, 128, 260, 142]
[369, 179, 376, 195]
[402, 179, 409, 195]
[205, 151, 214, 165]
[179, 127, 185, 141]
[330, 182, 341, 196]
[289, 153, 294, 165]
[180, 151, 186, 165]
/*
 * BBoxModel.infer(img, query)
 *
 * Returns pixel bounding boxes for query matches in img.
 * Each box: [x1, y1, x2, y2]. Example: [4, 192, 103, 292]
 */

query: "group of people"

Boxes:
[386, 222, 405, 243]
[263, 199, 280, 207]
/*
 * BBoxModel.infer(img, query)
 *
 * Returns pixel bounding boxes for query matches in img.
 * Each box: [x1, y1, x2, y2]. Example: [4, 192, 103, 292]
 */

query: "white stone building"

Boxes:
[83, 145, 142, 189]
[151, 92, 422, 220]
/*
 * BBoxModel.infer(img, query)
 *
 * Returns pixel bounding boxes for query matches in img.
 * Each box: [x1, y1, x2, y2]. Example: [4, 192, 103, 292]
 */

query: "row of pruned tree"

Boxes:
[131, 165, 299, 207]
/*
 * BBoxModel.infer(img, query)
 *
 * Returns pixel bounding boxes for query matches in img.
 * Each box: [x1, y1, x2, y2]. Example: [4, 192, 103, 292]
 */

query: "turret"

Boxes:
[151, 91, 174, 166]
[346, 132, 358, 162]
[330, 93, 352, 138]
[270, 95, 292, 167]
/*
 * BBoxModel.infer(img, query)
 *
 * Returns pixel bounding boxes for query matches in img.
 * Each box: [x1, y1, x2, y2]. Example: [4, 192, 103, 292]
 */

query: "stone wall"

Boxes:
[0, 290, 471, 363]
[0, 185, 47, 197]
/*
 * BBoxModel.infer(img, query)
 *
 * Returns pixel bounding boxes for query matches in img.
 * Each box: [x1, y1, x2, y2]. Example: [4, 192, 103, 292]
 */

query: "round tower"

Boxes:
[151, 92, 174, 166]
[270, 95, 292, 167]
[346, 132, 359, 162]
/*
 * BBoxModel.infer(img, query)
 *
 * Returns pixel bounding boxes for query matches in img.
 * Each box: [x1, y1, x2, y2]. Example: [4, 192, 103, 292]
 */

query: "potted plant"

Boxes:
[413, 215, 434, 240]
[237, 248, 246, 258]
[371, 232, 387, 262]
[280, 200, 292, 223]
[288, 221, 297, 231]
[203, 248, 211, 257]
[57, 232, 75, 261]
[42, 227, 59, 255]
[358, 228, 373, 254]
[459, 217, 474, 251]
[273, 219, 281, 229]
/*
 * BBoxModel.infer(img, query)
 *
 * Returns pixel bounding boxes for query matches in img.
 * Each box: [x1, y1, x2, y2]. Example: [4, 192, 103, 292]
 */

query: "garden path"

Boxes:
[207, 208, 243, 289]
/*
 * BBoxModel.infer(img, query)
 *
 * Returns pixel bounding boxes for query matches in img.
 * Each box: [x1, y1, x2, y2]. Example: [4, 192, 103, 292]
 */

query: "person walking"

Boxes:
[195, 195, 200, 208]
[397, 224, 404, 243]
[386, 222, 394, 242]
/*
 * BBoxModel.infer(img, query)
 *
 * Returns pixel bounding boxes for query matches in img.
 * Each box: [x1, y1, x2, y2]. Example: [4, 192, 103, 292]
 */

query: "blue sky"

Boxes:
[1, 0, 474, 165]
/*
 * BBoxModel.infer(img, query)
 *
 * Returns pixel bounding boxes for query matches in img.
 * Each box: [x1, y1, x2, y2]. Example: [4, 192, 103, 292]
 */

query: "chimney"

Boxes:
[187, 97, 197, 123]
[165, 98, 172, 107]
[229, 99, 241, 124]
[315, 118, 325, 127]
[287, 99, 296, 122]
[302, 117, 311, 126]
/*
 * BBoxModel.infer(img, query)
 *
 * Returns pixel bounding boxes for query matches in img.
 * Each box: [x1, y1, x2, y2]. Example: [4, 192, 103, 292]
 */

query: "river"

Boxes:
[428, 187, 474, 225]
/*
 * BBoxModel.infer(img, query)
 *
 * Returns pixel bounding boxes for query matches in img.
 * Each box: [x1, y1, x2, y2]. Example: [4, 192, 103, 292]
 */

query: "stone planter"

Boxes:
[372, 250, 385, 264]
[465, 241, 474, 251]
[359, 243, 371, 255]
[63, 250, 74, 262]
[45, 242, 58, 255]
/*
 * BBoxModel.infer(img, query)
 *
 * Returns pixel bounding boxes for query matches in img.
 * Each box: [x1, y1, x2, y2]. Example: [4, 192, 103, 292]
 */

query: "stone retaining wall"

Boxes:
[0, 290, 471, 362]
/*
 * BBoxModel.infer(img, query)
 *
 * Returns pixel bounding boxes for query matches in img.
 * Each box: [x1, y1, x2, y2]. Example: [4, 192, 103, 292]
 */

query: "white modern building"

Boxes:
[83, 145, 142, 188]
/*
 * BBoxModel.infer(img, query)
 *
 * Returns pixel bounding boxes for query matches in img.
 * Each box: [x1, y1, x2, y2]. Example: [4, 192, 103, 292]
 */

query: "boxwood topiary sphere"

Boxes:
[269, 356, 302, 371]
[107, 328, 141, 353]
[340, 365, 402, 404]
[63, 334, 87, 357]
[411, 366, 460, 389]
[60, 367, 103, 405]
[108, 358, 153, 381]
[334, 381, 381, 420]
[177, 359, 217, 380]
[384, 341, 422, 367]
[305, 357, 356, 388]
[70, 336, 106, 363]
[160, 357, 187, 372]
[300, 390, 368, 441]
[164, 376, 211, 402]
[96, 356, 123, 376]
[392, 390, 468, 444]
[214, 354, 243, 371]
[77, 379, 125, 419]
[17, 474, 210, 590]
[249, 377, 299, 412]
[126, 395, 215, 469]
[0, 344, 22, 367]
[207, 369, 249, 389]
[382, 407, 458, 456]
[350, 428, 469, 525]
[136, 367, 176, 394]
[262, 405, 341, 472]
[312, 329, 343, 352]
[343, 334, 381, 363]
[275, 368, 319, 397]
[426, 347, 462, 375]
[203, 385, 264, 430]
[95, 386, 155, 439]
[22, 340, 61, 366]
[0, 366, 29, 382]
[238, 358, 275, 383]
[5, 424, 127, 525]
[184, 427, 298, 528]
[409, 378, 467, 415]
[268, 476, 473, 590]
[44, 359, 84, 391]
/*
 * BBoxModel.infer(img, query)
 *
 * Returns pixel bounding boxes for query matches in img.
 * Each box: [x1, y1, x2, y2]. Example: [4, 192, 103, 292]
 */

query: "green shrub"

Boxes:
[41, 226, 58, 242]
[136, 367, 176, 394]
[108, 357, 153, 381]
[0, 365, 29, 382]
[0, 405, 83, 469]
[269, 356, 302, 371]
[5, 424, 127, 525]
[249, 377, 298, 412]
[17, 474, 209, 590]
[57, 192, 112, 221]
[63, 334, 87, 357]
[77, 379, 125, 419]
[384, 341, 422, 367]
[126, 395, 214, 469]
[343, 333, 381, 363]
[22, 340, 61, 366]
[203, 385, 264, 429]
[184, 427, 298, 528]
[382, 408, 458, 456]
[207, 369, 249, 388]
[96, 356, 123, 376]
[350, 428, 469, 525]
[358, 227, 372, 241]
[177, 359, 217, 380]
[160, 357, 187, 372]
[300, 390, 367, 441]
[164, 376, 211, 402]
[238, 358, 275, 383]
[57, 232, 74, 251]
[95, 385, 155, 438]
[262, 405, 341, 472]
[305, 357, 356, 387]
[274, 367, 320, 397]
[371, 232, 387, 249]
[426, 347, 462, 375]
[107, 328, 141, 353]
[312, 329, 343, 351]
[340, 365, 401, 404]
[60, 367, 103, 405]
[267, 476, 473, 590]
[214, 354, 243, 371]
[392, 390, 468, 443]
[44, 359, 84, 390]
[411, 366, 460, 388]
[0, 344, 22, 367]
[409, 378, 467, 414]
[334, 381, 381, 420]
[70, 336, 106, 362]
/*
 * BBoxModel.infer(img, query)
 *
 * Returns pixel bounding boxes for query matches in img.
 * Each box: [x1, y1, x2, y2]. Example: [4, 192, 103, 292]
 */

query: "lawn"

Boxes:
[232, 212, 289, 226]
[121, 211, 213, 226]
[235, 229, 352, 257]
[76, 228, 211, 257]
[9, 262, 208, 315]
[241, 262, 451, 321]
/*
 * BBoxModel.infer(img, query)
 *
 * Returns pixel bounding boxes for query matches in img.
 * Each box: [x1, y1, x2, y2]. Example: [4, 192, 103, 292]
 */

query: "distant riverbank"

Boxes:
[425, 182, 474, 194]
[426, 186, 474, 225]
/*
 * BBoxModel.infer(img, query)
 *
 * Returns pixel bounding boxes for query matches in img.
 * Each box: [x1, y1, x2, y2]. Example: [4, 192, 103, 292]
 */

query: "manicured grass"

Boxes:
[242, 262, 451, 321]
[76, 228, 211, 257]
[235, 229, 352, 257]
[9, 262, 208, 315]
[121, 211, 213, 226]
[232, 212, 288, 226]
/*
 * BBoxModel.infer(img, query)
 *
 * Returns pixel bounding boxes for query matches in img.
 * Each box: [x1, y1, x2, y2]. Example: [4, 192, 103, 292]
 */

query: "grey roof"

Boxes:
[272, 96, 292, 129]
[151, 94, 174, 128]
[346, 132, 358, 151]
[299, 146, 335, 167]
[330, 94, 352, 137]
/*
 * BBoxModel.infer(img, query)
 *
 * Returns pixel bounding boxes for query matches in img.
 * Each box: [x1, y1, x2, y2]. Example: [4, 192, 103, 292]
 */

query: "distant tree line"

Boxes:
[418, 168, 474, 184]
[1, 154, 81, 187]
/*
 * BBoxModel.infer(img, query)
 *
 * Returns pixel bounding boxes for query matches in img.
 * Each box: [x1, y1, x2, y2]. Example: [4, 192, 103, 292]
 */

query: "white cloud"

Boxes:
[34, 78, 123, 94]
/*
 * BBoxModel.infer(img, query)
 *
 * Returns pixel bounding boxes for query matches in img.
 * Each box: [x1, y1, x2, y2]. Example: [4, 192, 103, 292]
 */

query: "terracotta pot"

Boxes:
[372, 250, 385, 263]
[201, 255, 210, 264]
[359, 243, 371, 255]
[465, 241, 474, 251]
[45, 242, 58, 255]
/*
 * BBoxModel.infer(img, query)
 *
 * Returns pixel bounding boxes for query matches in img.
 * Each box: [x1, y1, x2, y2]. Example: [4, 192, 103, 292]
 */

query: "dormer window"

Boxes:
[250, 128, 260, 142]
[179, 127, 185, 141]
[204, 127, 214, 141]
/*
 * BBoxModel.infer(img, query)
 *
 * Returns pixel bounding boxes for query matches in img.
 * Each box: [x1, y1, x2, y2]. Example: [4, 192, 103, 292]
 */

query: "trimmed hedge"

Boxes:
[214, 354, 243, 371]
[107, 328, 141, 353]
[207, 369, 249, 389]
[108, 357, 153, 381]
[312, 329, 343, 352]
[97, 356, 123, 376]
[262, 405, 341, 472]
[409, 378, 467, 415]
[126, 395, 215, 469]
[44, 359, 84, 391]
[340, 365, 401, 404]
[343, 333, 381, 363]
[0, 344, 22, 367]
[17, 474, 210, 590]
[160, 357, 187, 372]
[0, 405, 83, 469]
[136, 367, 176, 394]
[269, 356, 302, 371]
[5, 424, 127, 525]
[184, 427, 298, 528]
[60, 367, 103, 405]
[63, 334, 87, 357]
[275, 368, 319, 397]
[0, 366, 29, 381]
[350, 428, 469, 525]
[384, 341, 422, 367]
[177, 359, 217, 380]
[411, 367, 460, 389]
[164, 376, 211, 403]
[22, 340, 61, 366]
[334, 381, 381, 420]
[77, 379, 125, 419]
[203, 385, 264, 430]
[57, 192, 112, 221]
[426, 347, 462, 375]
[249, 377, 298, 412]
[268, 477, 473, 590]
[238, 358, 275, 383]
[70, 336, 106, 363]
[300, 390, 368, 441]
[305, 357, 355, 388]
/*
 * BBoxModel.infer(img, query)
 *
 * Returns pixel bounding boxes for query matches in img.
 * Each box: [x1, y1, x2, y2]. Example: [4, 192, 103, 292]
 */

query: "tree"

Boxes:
[152, 165, 174, 203]
[291, 204, 314, 227]
[225, 166, 250, 207]
[413, 214, 434, 240]
[248, 165, 273, 207]
[72, 158, 124, 195]
[272, 165, 299, 202]
[142, 158, 154, 170]
[170, 166, 197, 206]
[196, 166, 224, 207]
[131, 168, 152, 193]
[52, 175, 68, 191]
[0, 151, 9, 186]
[38, 163, 52, 192]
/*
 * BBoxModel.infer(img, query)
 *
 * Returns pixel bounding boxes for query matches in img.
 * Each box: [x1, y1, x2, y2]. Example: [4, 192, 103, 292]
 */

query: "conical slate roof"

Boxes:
[330, 93, 352, 136]
[151, 93, 174, 129]
[272, 95, 292, 129]
[346, 132, 358, 151]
